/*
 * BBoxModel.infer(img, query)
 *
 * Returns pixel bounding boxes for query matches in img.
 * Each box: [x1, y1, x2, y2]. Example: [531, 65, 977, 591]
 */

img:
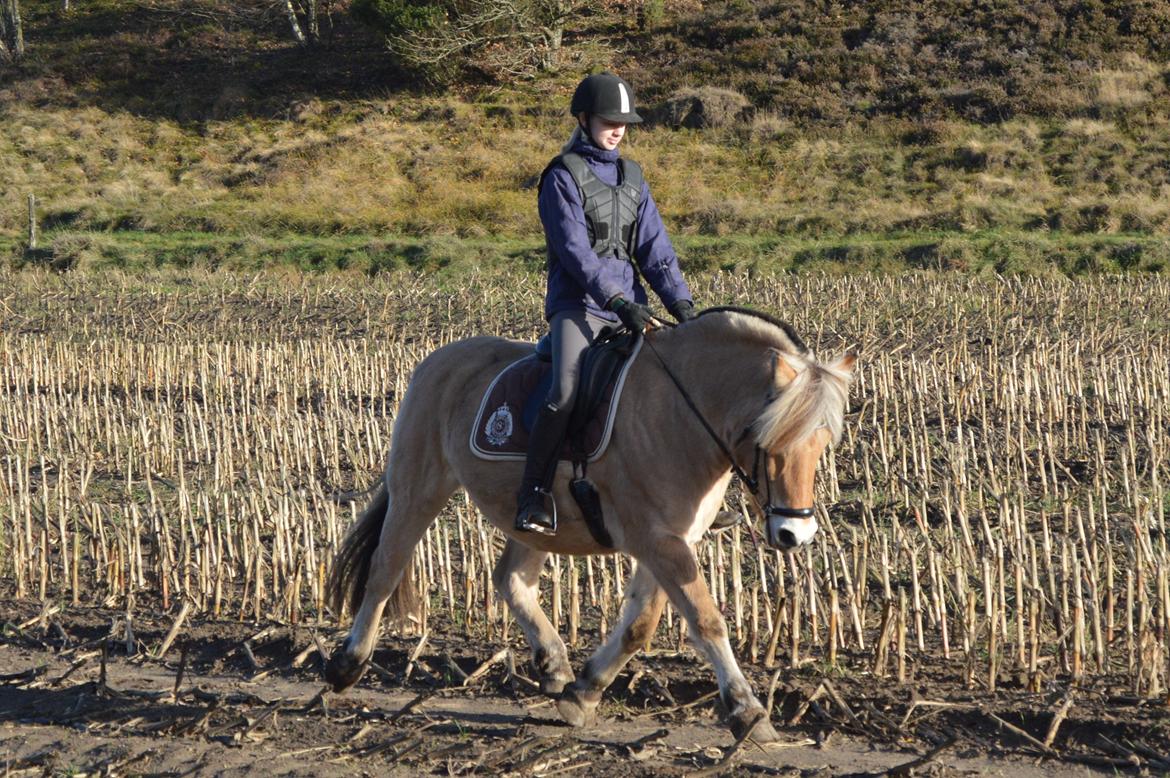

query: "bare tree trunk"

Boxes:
[11, 0, 22, 58]
[538, 0, 569, 70]
[321, 0, 335, 44]
[283, 0, 307, 44]
[285, 0, 322, 45]
[1, 0, 25, 62]
[539, 25, 562, 70]
[305, 0, 319, 43]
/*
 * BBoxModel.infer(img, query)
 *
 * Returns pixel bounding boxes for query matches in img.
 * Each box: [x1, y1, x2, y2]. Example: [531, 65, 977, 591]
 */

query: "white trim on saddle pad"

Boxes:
[469, 337, 644, 463]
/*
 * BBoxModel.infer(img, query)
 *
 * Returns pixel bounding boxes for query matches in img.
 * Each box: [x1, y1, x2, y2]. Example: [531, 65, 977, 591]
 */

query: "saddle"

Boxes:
[470, 328, 642, 465]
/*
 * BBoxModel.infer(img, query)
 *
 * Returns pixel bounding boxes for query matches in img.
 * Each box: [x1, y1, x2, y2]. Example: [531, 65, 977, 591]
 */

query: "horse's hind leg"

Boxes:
[635, 535, 779, 743]
[492, 540, 574, 694]
[326, 450, 457, 692]
[557, 562, 666, 727]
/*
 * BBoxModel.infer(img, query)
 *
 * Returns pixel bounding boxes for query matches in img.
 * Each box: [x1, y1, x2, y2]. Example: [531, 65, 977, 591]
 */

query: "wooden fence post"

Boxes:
[27, 193, 37, 249]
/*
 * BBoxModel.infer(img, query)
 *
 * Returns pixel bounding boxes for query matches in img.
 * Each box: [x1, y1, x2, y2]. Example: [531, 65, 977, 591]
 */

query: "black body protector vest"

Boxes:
[543, 152, 645, 261]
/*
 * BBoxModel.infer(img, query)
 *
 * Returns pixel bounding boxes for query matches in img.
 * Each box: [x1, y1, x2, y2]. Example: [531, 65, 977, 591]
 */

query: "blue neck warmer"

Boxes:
[570, 131, 620, 164]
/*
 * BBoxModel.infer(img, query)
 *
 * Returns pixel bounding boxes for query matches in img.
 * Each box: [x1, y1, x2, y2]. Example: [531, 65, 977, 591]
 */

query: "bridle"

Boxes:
[641, 331, 817, 524]
[745, 443, 818, 521]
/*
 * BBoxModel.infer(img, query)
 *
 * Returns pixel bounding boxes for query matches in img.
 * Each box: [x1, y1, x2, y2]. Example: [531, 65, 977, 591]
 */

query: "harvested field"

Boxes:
[2, 269, 1169, 775]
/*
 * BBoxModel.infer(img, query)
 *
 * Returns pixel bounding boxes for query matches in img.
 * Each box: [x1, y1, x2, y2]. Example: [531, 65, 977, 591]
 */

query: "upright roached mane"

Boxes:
[696, 306, 850, 455]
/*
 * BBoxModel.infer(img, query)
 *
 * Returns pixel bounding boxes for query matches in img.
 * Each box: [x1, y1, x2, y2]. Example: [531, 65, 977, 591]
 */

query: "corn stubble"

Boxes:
[1, 270, 1167, 696]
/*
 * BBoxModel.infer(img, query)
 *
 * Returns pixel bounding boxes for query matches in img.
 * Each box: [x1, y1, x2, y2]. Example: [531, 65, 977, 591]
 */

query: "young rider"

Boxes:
[515, 72, 696, 535]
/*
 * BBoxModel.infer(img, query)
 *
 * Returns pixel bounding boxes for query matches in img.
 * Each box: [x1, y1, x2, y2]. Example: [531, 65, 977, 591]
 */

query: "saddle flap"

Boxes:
[567, 329, 637, 443]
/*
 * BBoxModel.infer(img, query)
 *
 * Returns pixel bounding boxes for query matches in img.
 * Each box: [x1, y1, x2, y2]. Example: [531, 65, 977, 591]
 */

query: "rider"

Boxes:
[515, 71, 697, 535]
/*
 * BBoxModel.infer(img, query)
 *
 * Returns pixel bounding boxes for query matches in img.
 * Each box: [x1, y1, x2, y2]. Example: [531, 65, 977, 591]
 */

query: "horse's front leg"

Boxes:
[636, 535, 780, 743]
[557, 561, 667, 726]
[492, 540, 574, 694]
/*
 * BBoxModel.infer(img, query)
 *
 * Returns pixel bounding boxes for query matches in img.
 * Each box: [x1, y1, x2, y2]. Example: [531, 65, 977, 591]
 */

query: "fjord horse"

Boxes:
[325, 308, 854, 742]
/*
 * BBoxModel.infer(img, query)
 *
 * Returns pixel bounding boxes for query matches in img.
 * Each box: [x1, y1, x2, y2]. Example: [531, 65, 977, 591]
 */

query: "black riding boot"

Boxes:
[515, 403, 572, 534]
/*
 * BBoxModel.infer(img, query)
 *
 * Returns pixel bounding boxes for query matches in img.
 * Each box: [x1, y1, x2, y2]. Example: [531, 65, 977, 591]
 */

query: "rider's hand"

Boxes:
[609, 296, 654, 332]
[669, 300, 696, 323]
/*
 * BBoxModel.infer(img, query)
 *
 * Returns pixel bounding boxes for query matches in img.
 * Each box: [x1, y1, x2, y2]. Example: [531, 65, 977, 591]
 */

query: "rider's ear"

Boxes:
[771, 350, 800, 388]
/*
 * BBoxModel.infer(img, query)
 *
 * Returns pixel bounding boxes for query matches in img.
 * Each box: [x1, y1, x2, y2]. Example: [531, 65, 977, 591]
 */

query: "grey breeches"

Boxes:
[546, 310, 612, 412]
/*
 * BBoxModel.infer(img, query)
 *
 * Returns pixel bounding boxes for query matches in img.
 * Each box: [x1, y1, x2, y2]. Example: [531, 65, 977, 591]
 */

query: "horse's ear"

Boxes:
[836, 351, 858, 374]
[772, 350, 800, 387]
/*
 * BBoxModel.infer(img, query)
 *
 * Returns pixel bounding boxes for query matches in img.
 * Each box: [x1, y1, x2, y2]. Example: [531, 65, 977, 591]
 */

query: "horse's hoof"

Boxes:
[323, 649, 368, 693]
[556, 686, 600, 728]
[533, 649, 574, 696]
[540, 672, 574, 696]
[729, 706, 780, 743]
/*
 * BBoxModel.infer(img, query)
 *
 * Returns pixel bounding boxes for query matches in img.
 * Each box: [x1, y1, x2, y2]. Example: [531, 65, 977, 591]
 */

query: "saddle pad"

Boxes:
[470, 337, 643, 463]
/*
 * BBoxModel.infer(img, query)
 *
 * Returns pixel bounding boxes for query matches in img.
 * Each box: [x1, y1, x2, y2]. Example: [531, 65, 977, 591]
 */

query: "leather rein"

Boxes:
[640, 329, 815, 522]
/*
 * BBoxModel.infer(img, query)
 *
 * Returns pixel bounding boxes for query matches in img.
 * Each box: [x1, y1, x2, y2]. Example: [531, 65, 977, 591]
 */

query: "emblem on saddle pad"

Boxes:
[484, 404, 514, 446]
[470, 336, 643, 464]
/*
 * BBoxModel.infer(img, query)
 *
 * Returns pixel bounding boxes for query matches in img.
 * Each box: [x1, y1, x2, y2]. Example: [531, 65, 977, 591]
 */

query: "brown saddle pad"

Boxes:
[469, 337, 642, 463]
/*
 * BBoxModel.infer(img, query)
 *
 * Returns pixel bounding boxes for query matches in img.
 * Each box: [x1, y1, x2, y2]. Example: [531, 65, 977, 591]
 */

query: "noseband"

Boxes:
[643, 334, 818, 521]
[746, 436, 817, 519]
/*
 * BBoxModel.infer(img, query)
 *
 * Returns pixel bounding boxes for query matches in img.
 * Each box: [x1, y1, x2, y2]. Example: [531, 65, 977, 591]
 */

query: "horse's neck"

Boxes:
[655, 329, 769, 447]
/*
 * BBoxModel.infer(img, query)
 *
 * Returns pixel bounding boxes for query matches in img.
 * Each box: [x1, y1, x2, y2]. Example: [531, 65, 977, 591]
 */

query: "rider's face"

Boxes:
[584, 115, 626, 150]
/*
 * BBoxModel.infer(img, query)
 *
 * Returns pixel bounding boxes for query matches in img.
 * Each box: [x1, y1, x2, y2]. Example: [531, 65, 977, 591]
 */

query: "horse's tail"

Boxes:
[327, 480, 421, 624]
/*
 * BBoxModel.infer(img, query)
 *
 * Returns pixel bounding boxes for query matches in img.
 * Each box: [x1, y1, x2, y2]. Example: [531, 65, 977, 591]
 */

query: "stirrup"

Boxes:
[515, 488, 557, 535]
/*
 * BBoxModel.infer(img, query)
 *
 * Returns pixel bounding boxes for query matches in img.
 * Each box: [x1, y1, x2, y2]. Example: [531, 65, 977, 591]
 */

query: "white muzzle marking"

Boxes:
[767, 514, 819, 551]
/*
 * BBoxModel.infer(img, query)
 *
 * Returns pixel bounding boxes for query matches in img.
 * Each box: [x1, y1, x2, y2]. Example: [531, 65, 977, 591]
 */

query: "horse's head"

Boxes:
[671, 307, 856, 552]
[750, 349, 856, 552]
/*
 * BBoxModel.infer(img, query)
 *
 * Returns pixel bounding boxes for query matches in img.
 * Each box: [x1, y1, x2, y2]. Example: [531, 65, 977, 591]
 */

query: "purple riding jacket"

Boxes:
[538, 134, 693, 322]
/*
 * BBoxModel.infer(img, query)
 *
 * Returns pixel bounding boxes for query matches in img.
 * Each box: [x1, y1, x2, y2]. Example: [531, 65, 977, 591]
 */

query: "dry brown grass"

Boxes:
[6, 99, 1170, 243]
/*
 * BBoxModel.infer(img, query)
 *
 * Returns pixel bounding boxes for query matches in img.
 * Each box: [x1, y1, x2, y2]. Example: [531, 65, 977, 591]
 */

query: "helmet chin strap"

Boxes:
[576, 116, 598, 148]
[578, 116, 619, 151]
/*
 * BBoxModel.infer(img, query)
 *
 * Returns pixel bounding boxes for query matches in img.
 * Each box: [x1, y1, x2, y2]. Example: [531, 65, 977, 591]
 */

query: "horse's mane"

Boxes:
[695, 306, 809, 354]
[686, 306, 850, 455]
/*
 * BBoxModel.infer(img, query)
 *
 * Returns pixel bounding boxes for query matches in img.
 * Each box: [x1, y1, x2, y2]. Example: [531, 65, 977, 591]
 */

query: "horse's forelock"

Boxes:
[753, 359, 849, 456]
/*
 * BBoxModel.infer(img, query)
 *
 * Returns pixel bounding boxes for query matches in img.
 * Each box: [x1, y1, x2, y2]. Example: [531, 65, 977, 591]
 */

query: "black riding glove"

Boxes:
[609, 296, 653, 332]
[669, 300, 696, 323]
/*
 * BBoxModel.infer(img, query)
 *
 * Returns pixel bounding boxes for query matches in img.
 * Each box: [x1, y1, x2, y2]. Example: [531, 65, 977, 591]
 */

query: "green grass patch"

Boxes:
[6, 229, 1167, 276]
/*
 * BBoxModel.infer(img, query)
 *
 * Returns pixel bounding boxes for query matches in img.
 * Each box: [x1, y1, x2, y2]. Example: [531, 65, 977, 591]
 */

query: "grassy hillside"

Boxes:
[3, 0, 1169, 273]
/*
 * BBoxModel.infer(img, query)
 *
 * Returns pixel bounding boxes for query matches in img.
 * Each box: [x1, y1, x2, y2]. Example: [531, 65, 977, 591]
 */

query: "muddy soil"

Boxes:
[1, 601, 1166, 776]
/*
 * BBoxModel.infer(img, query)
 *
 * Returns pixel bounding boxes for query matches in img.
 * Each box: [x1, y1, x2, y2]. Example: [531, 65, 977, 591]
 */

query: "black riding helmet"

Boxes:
[570, 72, 643, 124]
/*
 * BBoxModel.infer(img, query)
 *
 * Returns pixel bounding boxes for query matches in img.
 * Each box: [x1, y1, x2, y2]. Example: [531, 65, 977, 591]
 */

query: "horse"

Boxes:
[324, 307, 855, 743]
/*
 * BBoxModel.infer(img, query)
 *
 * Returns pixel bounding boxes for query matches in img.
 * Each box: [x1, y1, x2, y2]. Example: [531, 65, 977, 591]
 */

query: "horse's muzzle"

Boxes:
[765, 509, 818, 551]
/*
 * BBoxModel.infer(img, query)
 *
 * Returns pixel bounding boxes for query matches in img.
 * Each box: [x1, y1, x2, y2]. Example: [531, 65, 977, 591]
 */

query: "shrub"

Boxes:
[351, 0, 570, 83]
[45, 233, 101, 271]
[926, 237, 979, 272]
[746, 111, 793, 143]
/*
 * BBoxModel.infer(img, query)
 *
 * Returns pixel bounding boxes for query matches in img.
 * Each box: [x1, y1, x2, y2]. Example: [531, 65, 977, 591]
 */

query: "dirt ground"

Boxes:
[2, 602, 1167, 777]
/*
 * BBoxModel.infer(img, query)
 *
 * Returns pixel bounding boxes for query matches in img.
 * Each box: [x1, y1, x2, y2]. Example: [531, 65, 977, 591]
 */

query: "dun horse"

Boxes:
[325, 307, 854, 742]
